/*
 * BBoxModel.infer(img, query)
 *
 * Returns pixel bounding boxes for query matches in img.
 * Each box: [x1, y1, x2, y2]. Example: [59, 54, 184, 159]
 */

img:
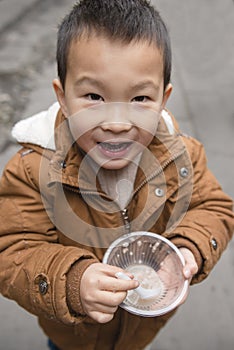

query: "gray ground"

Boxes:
[0, 0, 234, 349]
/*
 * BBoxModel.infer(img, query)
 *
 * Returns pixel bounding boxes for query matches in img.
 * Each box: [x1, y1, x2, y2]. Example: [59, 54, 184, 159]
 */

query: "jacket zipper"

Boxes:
[64, 150, 185, 234]
[121, 208, 131, 233]
[63, 185, 132, 233]
[119, 149, 185, 233]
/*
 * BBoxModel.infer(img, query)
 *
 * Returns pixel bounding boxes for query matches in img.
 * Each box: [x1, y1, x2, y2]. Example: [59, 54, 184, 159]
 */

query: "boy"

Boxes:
[0, 1, 233, 349]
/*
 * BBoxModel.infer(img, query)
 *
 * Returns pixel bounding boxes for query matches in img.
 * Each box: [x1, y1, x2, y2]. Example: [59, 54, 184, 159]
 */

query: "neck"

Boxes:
[97, 153, 142, 209]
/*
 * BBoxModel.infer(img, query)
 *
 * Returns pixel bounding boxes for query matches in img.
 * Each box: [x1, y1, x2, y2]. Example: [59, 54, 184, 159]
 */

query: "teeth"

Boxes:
[100, 142, 130, 152]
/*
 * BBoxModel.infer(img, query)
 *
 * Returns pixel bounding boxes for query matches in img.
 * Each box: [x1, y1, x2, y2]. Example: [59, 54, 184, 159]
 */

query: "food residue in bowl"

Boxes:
[125, 264, 164, 304]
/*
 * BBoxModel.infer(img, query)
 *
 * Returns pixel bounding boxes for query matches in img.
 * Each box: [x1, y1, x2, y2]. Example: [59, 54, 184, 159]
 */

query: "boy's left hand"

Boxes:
[179, 247, 199, 280]
[175, 247, 198, 306]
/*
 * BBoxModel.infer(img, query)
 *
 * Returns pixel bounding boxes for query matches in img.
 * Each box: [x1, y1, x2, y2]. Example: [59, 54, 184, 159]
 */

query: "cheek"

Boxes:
[65, 101, 82, 117]
[76, 135, 89, 150]
[139, 120, 158, 143]
[132, 107, 161, 136]
[137, 130, 155, 148]
[75, 131, 95, 154]
[71, 127, 93, 148]
[64, 88, 83, 117]
[68, 111, 97, 141]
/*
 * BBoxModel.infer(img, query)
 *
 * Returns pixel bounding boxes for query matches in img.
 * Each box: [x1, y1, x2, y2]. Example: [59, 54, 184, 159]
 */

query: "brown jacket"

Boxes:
[0, 105, 233, 350]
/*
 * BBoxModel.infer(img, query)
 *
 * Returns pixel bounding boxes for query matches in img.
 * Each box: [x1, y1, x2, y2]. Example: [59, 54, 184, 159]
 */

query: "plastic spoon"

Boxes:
[115, 271, 161, 300]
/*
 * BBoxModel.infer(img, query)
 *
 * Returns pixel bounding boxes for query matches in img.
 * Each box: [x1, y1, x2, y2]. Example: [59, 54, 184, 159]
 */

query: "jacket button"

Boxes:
[60, 160, 67, 169]
[180, 167, 189, 178]
[38, 279, 48, 295]
[211, 238, 218, 250]
[155, 188, 165, 197]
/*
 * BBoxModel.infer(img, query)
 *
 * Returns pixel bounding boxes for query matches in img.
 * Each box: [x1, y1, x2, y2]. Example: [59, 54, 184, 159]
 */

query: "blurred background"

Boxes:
[0, 0, 234, 349]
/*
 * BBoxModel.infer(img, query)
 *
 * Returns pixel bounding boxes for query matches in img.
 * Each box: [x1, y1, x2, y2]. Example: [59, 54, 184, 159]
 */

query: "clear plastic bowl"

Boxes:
[103, 231, 189, 317]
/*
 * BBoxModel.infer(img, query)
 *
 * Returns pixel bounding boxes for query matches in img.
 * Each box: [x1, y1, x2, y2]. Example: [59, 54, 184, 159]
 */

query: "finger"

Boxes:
[179, 248, 198, 279]
[100, 275, 139, 292]
[102, 264, 135, 279]
[84, 291, 126, 319]
[98, 290, 127, 306]
[184, 264, 193, 279]
[91, 302, 118, 315]
[88, 311, 115, 324]
[85, 288, 127, 307]
[183, 259, 198, 279]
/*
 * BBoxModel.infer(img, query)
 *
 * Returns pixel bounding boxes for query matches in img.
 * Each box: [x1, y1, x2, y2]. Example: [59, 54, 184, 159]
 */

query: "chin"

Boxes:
[100, 159, 132, 170]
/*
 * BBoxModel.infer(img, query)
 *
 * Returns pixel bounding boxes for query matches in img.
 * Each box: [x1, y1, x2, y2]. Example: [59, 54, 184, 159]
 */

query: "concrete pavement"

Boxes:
[0, 0, 234, 349]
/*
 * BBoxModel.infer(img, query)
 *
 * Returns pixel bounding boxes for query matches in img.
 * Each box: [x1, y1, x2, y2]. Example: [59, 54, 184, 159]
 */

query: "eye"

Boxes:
[86, 93, 104, 101]
[132, 96, 148, 102]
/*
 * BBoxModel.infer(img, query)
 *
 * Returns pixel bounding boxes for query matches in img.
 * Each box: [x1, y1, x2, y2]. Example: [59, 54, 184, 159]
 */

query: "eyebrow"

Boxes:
[74, 76, 105, 89]
[74, 76, 159, 92]
[130, 80, 160, 92]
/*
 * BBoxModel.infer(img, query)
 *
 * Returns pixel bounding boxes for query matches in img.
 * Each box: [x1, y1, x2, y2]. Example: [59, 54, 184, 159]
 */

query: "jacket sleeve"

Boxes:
[165, 136, 234, 284]
[0, 149, 98, 325]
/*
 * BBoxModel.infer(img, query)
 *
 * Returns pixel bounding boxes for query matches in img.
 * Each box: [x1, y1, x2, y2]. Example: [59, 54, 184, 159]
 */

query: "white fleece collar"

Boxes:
[11, 103, 174, 151]
[11, 102, 60, 151]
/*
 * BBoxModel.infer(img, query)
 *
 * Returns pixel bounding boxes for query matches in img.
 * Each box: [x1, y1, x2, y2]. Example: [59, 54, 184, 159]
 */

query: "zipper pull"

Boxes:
[121, 208, 131, 233]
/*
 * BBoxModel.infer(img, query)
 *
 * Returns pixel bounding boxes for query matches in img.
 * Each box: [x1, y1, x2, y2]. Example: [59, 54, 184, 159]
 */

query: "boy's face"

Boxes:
[53, 34, 172, 170]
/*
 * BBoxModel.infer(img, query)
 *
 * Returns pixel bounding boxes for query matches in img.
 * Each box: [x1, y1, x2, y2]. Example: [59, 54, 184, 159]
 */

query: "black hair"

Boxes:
[57, 0, 172, 90]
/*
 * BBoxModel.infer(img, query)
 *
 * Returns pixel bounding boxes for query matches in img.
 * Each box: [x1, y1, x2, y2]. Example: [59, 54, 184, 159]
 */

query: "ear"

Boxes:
[53, 78, 69, 117]
[161, 83, 173, 110]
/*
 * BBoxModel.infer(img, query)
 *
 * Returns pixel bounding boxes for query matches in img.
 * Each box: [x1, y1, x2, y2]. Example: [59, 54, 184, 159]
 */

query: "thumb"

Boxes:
[179, 247, 198, 279]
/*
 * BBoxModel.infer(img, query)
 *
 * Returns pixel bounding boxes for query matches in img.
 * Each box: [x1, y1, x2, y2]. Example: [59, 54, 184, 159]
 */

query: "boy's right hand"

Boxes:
[80, 263, 139, 323]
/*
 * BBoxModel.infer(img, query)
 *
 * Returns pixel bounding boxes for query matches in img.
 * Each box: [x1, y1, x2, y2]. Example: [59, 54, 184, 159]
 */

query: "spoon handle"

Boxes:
[115, 271, 161, 299]
[115, 271, 133, 281]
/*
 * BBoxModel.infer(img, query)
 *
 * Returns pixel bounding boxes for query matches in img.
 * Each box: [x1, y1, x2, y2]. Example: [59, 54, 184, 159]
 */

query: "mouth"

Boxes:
[98, 142, 132, 151]
[97, 141, 133, 158]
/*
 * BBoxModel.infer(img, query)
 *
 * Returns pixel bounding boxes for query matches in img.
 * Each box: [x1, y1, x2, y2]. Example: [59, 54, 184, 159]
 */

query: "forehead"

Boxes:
[67, 33, 164, 76]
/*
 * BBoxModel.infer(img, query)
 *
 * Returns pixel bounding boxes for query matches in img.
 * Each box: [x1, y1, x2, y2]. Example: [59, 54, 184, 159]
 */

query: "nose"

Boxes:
[99, 104, 133, 133]
[100, 121, 132, 133]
